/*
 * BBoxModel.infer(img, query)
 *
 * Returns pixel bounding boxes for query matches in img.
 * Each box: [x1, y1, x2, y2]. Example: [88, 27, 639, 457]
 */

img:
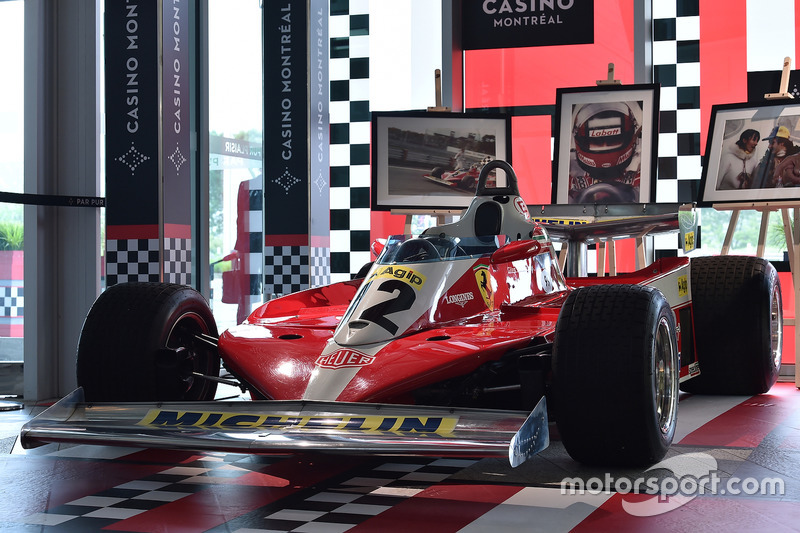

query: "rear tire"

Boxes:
[552, 284, 679, 466]
[77, 282, 220, 402]
[681, 256, 782, 395]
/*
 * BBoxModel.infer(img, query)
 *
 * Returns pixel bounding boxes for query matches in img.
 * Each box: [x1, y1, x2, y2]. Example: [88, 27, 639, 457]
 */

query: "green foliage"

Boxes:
[697, 208, 731, 254]
[209, 168, 224, 260]
[0, 222, 23, 250]
[213, 259, 232, 274]
[768, 210, 793, 249]
[0, 204, 23, 225]
[699, 207, 789, 260]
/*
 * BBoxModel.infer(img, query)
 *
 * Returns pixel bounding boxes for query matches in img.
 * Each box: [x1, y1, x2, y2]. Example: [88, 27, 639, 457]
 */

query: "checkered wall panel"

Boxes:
[653, 0, 702, 203]
[329, 1, 372, 283]
[0, 286, 23, 318]
[239, 176, 264, 303]
[106, 239, 161, 284]
[311, 246, 331, 287]
[652, 0, 702, 258]
[264, 246, 310, 297]
[163, 238, 191, 285]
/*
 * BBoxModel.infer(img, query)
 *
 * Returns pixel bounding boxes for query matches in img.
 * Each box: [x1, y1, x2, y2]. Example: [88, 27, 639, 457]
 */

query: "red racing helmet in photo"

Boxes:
[572, 102, 640, 179]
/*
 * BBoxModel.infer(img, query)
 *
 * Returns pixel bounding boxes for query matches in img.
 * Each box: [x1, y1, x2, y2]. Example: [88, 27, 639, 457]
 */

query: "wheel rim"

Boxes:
[654, 316, 678, 437]
[771, 284, 783, 371]
[164, 311, 218, 400]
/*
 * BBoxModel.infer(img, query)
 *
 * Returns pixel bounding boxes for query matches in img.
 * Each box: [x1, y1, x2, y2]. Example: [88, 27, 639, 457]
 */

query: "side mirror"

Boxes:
[490, 239, 541, 265]
[371, 239, 386, 258]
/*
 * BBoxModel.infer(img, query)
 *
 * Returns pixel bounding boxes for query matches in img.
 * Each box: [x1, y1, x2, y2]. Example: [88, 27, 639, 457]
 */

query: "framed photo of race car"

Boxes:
[552, 84, 660, 205]
[370, 110, 512, 211]
[698, 99, 800, 206]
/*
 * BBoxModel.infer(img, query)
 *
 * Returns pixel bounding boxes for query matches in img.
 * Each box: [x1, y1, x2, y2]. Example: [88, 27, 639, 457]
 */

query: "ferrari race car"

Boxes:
[423, 157, 495, 191]
[21, 161, 783, 468]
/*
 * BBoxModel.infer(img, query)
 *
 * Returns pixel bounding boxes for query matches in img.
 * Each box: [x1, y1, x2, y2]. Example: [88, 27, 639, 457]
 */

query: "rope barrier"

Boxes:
[0, 191, 105, 208]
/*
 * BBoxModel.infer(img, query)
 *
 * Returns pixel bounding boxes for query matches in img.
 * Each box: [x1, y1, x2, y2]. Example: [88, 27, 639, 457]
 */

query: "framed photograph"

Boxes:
[371, 111, 512, 211]
[552, 84, 660, 205]
[699, 100, 800, 205]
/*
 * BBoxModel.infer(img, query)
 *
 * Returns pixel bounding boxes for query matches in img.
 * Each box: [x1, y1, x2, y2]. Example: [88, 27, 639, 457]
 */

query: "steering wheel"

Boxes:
[394, 238, 441, 263]
[574, 181, 637, 204]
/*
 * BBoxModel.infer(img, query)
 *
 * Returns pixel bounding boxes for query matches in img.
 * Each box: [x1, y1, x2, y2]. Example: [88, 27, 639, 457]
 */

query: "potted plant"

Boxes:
[0, 222, 24, 280]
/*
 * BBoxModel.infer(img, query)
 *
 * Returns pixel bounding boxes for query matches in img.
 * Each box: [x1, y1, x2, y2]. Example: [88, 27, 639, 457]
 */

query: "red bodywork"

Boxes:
[218, 247, 694, 405]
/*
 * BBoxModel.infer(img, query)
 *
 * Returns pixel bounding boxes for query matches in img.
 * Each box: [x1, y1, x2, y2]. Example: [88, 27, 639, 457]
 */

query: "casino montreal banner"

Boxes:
[462, 0, 594, 50]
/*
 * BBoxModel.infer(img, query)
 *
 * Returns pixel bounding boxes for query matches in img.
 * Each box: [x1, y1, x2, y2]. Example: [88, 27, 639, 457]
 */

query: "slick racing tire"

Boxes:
[431, 167, 445, 178]
[458, 174, 477, 191]
[77, 282, 220, 402]
[552, 284, 679, 466]
[680, 256, 782, 395]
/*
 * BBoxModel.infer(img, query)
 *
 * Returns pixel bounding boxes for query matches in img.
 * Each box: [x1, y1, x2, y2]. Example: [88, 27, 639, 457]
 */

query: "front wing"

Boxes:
[422, 173, 459, 187]
[20, 388, 549, 467]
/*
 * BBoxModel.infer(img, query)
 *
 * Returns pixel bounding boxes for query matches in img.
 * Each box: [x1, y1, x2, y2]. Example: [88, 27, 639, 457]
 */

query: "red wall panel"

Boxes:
[464, 1, 635, 108]
[698, 0, 748, 156]
[511, 115, 554, 205]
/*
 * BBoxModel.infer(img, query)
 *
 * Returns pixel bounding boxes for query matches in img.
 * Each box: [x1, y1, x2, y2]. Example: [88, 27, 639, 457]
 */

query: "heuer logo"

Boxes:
[316, 349, 375, 369]
[446, 292, 474, 307]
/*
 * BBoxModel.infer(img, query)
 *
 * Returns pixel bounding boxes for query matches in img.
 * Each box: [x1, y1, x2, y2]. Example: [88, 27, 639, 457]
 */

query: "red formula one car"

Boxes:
[22, 161, 782, 467]
[423, 158, 495, 191]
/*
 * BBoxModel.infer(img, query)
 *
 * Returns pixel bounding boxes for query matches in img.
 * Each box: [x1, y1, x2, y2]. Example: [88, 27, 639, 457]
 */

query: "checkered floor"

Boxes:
[7, 446, 476, 532]
[3, 382, 800, 532]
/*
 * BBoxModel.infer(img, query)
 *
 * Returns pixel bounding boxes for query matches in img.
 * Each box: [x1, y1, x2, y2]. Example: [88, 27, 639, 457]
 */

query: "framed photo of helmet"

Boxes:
[552, 84, 660, 205]
[698, 100, 800, 206]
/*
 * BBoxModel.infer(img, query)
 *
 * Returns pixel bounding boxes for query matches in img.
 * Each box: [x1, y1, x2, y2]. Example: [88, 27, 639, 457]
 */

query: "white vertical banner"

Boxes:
[746, 0, 795, 72]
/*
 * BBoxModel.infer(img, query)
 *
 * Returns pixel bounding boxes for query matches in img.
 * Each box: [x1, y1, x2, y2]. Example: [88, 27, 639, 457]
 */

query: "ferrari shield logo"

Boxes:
[473, 263, 495, 310]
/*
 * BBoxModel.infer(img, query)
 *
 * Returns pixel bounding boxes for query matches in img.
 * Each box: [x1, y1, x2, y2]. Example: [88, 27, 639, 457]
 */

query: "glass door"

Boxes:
[0, 0, 24, 396]
[207, 0, 264, 330]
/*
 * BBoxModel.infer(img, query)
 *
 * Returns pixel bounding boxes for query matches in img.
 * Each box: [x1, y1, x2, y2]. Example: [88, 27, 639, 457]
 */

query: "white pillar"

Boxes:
[23, 0, 102, 400]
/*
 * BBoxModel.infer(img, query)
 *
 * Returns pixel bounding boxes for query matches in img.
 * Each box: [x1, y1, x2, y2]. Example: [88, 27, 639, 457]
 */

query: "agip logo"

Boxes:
[316, 349, 375, 369]
[366, 265, 426, 289]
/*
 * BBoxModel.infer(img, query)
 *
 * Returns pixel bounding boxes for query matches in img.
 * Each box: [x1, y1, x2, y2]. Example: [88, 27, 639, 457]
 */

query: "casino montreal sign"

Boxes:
[463, 0, 592, 50]
[482, 0, 575, 15]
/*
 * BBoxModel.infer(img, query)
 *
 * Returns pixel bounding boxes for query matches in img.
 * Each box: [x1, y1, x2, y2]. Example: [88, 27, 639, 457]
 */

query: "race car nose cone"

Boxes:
[337, 319, 394, 346]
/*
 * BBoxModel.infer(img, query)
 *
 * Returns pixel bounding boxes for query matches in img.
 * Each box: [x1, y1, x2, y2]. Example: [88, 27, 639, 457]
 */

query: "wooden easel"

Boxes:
[391, 69, 458, 231]
[713, 57, 799, 387]
[427, 69, 451, 112]
[596, 62, 622, 86]
[596, 63, 621, 276]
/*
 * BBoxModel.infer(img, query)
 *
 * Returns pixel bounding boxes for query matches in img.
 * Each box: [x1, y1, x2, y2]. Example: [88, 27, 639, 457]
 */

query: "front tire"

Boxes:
[77, 282, 220, 402]
[681, 256, 782, 395]
[458, 174, 477, 190]
[552, 284, 679, 466]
